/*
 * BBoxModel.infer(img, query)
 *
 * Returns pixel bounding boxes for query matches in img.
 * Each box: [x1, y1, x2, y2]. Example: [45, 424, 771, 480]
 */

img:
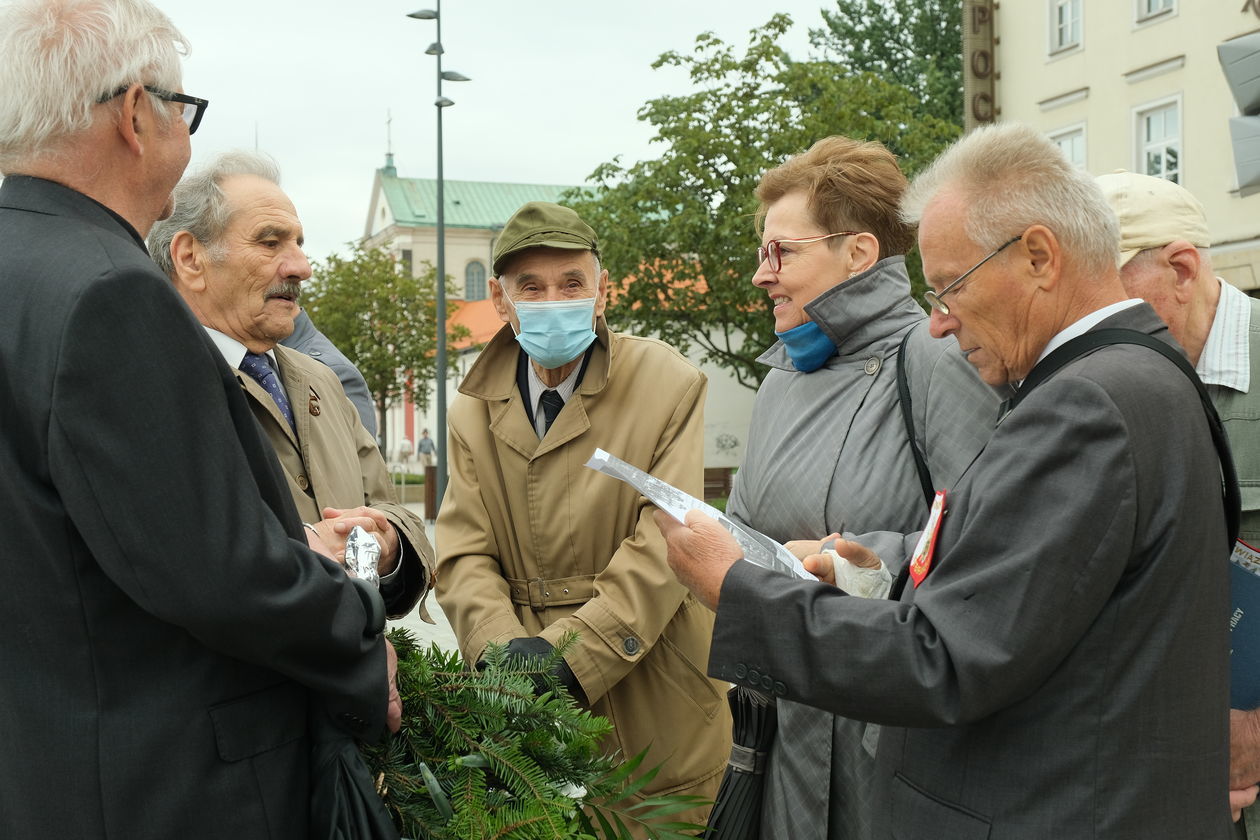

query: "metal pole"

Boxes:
[433, 0, 448, 516]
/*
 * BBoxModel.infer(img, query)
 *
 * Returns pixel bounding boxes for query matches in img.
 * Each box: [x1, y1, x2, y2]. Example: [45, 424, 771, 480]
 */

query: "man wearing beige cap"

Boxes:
[1097, 170, 1260, 831]
[435, 201, 730, 831]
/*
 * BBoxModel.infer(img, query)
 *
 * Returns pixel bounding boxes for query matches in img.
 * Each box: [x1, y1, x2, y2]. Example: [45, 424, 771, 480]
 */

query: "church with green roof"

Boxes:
[363, 154, 576, 301]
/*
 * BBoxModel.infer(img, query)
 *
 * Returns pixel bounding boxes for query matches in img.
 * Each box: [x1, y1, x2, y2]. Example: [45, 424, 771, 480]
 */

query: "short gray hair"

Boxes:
[0, 0, 188, 173]
[902, 123, 1120, 277]
[148, 150, 282, 277]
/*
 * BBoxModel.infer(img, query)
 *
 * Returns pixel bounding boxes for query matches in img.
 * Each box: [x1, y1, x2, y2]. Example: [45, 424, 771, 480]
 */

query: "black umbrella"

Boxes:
[705, 686, 778, 840]
[309, 711, 400, 840]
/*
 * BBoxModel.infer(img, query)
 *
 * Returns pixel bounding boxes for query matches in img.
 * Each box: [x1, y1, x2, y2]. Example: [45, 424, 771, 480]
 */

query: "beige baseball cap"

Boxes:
[1095, 170, 1211, 266]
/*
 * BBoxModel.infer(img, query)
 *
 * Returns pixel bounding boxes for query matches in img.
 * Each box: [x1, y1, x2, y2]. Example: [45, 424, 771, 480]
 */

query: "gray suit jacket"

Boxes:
[711, 304, 1231, 839]
[281, 310, 378, 438]
[0, 176, 387, 839]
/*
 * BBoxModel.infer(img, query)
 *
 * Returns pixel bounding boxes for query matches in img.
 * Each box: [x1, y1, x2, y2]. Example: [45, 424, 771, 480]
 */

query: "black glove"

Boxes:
[479, 636, 587, 705]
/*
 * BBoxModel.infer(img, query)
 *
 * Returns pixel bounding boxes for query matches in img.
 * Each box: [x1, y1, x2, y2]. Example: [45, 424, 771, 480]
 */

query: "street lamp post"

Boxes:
[407, 2, 468, 517]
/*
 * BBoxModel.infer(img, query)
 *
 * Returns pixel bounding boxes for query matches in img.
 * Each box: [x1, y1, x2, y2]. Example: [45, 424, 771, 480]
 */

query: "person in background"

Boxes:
[436, 201, 731, 833]
[725, 135, 1002, 840]
[282, 308, 378, 439]
[1096, 170, 1260, 828]
[149, 150, 435, 620]
[416, 428, 436, 468]
[0, 1, 396, 836]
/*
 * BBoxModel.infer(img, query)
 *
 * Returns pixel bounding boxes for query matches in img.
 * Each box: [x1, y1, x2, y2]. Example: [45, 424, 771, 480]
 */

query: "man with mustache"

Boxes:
[149, 150, 433, 618]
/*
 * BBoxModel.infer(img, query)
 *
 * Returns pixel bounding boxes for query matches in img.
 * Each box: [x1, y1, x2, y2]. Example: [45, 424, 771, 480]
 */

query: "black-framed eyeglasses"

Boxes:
[97, 84, 209, 135]
[757, 231, 860, 273]
[922, 235, 1022, 316]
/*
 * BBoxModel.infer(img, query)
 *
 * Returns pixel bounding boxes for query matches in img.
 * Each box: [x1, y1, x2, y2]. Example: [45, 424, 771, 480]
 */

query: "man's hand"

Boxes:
[1232, 785, 1258, 823]
[317, 506, 401, 575]
[653, 508, 743, 611]
[303, 523, 337, 562]
[1231, 708, 1260, 791]
[385, 638, 402, 734]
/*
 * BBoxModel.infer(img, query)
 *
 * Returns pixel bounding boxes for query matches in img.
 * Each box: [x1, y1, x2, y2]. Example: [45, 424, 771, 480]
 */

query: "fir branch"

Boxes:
[362, 628, 706, 840]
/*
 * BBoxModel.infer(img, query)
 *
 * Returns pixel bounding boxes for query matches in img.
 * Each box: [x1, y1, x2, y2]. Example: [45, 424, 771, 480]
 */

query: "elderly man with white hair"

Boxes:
[659, 123, 1239, 838]
[1096, 170, 1260, 833]
[0, 1, 397, 837]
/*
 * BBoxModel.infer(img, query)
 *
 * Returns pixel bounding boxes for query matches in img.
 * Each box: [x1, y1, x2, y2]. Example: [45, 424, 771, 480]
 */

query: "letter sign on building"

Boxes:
[963, 0, 998, 131]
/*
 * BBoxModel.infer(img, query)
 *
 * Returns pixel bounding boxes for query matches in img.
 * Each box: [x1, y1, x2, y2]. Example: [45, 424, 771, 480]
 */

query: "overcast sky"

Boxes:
[161, 0, 833, 260]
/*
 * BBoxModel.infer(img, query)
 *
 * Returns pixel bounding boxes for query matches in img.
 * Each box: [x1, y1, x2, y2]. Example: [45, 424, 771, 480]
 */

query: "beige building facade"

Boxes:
[982, 0, 1260, 291]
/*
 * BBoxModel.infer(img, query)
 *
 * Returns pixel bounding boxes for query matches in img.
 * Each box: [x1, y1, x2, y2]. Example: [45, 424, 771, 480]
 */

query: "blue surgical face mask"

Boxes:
[506, 296, 598, 369]
[776, 320, 837, 373]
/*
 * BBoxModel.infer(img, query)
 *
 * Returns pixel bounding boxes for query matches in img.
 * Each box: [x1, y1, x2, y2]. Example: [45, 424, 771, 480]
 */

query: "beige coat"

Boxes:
[436, 322, 730, 823]
[240, 344, 434, 619]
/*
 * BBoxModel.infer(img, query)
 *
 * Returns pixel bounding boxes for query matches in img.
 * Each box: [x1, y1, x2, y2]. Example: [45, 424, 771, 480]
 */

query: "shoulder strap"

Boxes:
[1010, 327, 1240, 548]
[897, 327, 935, 507]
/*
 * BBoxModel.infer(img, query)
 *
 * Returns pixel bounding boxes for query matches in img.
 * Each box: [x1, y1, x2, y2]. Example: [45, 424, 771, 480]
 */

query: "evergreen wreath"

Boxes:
[362, 627, 709, 839]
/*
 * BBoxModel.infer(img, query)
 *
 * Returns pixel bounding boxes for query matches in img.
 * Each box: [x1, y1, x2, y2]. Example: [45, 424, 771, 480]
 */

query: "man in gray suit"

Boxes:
[282, 309, 379, 438]
[1095, 171, 1260, 829]
[0, 1, 397, 836]
[659, 123, 1234, 838]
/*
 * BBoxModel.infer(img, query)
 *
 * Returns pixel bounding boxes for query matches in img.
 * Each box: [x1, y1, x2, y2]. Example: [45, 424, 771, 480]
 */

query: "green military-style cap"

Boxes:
[492, 201, 600, 276]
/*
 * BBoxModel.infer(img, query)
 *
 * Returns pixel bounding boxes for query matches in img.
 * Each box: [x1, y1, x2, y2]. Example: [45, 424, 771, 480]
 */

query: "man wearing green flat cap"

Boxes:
[436, 201, 731, 830]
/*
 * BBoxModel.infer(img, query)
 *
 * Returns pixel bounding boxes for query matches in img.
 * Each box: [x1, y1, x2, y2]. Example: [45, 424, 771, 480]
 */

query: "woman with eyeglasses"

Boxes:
[721, 135, 1004, 840]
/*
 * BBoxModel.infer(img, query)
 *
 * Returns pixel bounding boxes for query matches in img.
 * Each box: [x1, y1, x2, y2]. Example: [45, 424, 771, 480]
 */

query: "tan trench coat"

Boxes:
[240, 344, 434, 619]
[436, 322, 731, 824]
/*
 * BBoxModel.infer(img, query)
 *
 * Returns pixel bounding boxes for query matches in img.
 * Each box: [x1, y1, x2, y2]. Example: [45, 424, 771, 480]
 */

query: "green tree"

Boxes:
[303, 243, 468, 457]
[566, 13, 958, 390]
[810, 0, 964, 127]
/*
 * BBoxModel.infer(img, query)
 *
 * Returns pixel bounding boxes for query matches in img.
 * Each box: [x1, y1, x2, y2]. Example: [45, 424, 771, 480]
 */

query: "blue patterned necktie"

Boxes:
[239, 351, 295, 432]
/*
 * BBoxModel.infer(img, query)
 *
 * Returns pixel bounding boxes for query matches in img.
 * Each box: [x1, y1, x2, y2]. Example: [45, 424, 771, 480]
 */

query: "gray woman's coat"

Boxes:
[725, 256, 1003, 840]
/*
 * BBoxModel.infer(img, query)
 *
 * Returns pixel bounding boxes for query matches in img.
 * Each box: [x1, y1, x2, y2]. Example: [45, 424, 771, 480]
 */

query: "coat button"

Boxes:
[296, 474, 309, 490]
[864, 357, 881, 375]
[761, 675, 774, 691]
[734, 664, 748, 679]
[773, 681, 786, 697]
[308, 399, 321, 416]
[622, 637, 641, 655]
[748, 669, 760, 683]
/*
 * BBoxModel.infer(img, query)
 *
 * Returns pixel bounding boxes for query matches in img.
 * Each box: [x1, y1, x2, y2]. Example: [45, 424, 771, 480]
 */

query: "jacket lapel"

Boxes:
[237, 365, 298, 449]
[275, 347, 314, 449]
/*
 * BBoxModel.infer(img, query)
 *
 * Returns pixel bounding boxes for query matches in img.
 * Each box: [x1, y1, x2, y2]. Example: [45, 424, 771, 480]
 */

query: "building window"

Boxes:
[1050, 0, 1082, 54]
[1137, 100, 1180, 183]
[1049, 124, 1086, 169]
[400, 249, 413, 277]
[465, 261, 487, 301]
[1137, 0, 1174, 22]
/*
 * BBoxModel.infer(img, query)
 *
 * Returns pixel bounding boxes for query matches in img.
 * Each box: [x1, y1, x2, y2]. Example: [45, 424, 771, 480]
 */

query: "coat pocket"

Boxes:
[890, 771, 992, 840]
[209, 680, 307, 762]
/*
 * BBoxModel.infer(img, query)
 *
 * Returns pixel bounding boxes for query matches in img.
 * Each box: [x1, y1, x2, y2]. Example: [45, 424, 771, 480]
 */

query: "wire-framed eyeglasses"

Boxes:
[97, 84, 210, 135]
[757, 232, 859, 273]
[922, 235, 1022, 316]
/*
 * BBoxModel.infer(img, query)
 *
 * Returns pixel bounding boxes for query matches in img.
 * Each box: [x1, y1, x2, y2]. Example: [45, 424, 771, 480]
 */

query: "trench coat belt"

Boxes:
[505, 574, 597, 610]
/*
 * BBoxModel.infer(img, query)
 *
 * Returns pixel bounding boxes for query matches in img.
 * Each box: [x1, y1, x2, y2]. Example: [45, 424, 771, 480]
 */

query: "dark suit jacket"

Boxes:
[710, 305, 1230, 839]
[0, 176, 387, 839]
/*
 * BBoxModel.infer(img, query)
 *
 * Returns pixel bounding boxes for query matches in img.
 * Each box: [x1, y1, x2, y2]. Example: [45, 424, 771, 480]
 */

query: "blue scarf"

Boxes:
[776, 320, 837, 372]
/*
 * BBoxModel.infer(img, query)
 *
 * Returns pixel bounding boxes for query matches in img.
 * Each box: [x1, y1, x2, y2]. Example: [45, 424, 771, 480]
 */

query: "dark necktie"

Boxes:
[540, 389, 565, 434]
[240, 351, 296, 432]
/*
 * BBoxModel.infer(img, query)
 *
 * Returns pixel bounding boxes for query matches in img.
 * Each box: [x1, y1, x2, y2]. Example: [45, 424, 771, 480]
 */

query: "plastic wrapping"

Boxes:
[344, 525, 381, 589]
[584, 448, 810, 579]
